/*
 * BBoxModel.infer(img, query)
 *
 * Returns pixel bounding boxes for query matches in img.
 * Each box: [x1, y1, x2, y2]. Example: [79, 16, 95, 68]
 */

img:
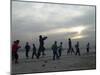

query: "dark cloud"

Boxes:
[12, 1, 96, 48]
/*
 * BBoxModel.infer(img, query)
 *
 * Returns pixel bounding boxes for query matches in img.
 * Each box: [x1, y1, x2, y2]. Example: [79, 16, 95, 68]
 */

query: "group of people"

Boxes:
[67, 38, 81, 56]
[12, 35, 48, 64]
[12, 35, 90, 64]
[51, 41, 63, 60]
[12, 40, 21, 64]
[67, 38, 90, 56]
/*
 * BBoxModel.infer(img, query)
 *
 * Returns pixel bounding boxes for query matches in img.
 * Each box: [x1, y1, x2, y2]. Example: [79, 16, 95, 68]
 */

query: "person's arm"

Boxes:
[18, 45, 21, 49]
[43, 36, 48, 40]
[16, 45, 21, 50]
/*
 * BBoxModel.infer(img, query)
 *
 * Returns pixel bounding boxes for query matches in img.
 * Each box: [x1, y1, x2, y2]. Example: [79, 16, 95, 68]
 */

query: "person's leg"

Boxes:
[12, 52, 14, 61]
[87, 48, 89, 53]
[42, 50, 45, 56]
[31, 51, 33, 58]
[72, 49, 75, 55]
[79, 51, 81, 56]
[53, 51, 55, 60]
[27, 50, 29, 58]
[42, 47, 46, 56]
[59, 50, 61, 57]
[37, 47, 41, 59]
[69, 48, 71, 54]
[60, 50, 62, 56]
[35, 52, 37, 58]
[67, 49, 70, 55]
[26, 50, 28, 58]
[37, 51, 40, 59]
[15, 52, 18, 64]
[32, 52, 34, 59]
[75, 50, 77, 55]
[56, 51, 59, 59]
[58, 50, 60, 57]
[71, 49, 73, 55]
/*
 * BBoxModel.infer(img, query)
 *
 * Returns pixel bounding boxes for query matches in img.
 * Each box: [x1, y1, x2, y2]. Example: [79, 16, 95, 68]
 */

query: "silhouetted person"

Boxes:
[86, 42, 90, 54]
[25, 42, 30, 59]
[51, 41, 59, 60]
[71, 47, 75, 55]
[32, 44, 37, 59]
[75, 41, 80, 56]
[12, 41, 16, 61]
[67, 38, 74, 55]
[67, 38, 71, 54]
[37, 35, 48, 59]
[12, 40, 21, 64]
[58, 42, 63, 57]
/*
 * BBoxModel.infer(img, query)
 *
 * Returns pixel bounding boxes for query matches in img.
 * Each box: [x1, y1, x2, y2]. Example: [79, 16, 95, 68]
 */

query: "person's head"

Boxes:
[60, 42, 63, 45]
[68, 38, 71, 41]
[26, 42, 29, 45]
[33, 43, 35, 46]
[54, 41, 57, 44]
[16, 40, 20, 44]
[39, 35, 42, 38]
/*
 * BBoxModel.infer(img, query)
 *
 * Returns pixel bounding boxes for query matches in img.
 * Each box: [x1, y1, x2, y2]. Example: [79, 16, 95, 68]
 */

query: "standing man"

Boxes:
[51, 41, 59, 60]
[67, 38, 72, 54]
[58, 42, 63, 58]
[12, 40, 21, 64]
[75, 41, 81, 56]
[25, 42, 30, 59]
[37, 35, 48, 59]
[32, 43, 37, 59]
[86, 42, 90, 54]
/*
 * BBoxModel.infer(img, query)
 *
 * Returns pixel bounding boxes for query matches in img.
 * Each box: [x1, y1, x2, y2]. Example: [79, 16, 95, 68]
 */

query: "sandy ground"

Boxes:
[11, 52, 96, 74]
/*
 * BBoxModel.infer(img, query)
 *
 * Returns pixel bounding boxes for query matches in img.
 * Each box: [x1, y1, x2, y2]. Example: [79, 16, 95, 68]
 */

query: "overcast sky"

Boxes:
[12, 1, 96, 48]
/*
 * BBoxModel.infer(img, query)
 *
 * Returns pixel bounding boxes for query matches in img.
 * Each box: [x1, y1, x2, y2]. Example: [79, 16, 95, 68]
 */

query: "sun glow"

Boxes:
[71, 35, 86, 39]
[69, 26, 86, 34]
[39, 26, 86, 36]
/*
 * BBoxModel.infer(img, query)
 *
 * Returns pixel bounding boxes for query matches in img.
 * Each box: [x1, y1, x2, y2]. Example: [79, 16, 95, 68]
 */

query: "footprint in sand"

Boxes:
[42, 64, 46, 67]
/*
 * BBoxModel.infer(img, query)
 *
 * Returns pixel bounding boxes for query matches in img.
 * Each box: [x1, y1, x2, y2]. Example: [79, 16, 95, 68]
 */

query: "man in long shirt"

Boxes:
[12, 40, 21, 64]
[25, 42, 30, 59]
[32, 44, 37, 59]
[52, 41, 59, 60]
[58, 42, 63, 58]
[67, 38, 72, 54]
[86, 42, 90, 54]
[37, 35, 47, 59]
[75, 41, 80, 56]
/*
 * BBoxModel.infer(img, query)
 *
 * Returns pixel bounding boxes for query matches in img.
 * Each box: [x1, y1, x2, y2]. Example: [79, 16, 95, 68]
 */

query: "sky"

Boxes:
[12, 0, 96, 49]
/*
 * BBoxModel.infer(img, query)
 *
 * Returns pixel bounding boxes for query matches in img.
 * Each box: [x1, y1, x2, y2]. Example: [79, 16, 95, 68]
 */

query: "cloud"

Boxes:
[12, 1, 96, 48]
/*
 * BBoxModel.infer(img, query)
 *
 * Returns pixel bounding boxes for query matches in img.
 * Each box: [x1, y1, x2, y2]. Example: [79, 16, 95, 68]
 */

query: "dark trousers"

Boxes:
[12, 52, 15, 61]
[58, 50, 62, 57]
[75, 49, 80, 56]
[12, 52, 18, 63]
[37, 46, 45, 59]
[15, 53, 18, 61]
[53, 51, 59, 60]
[87, 48, 89, 53]
[42, 50, 45, 56]
[26, 50, 29, 58]
[32, 51, 37, 58]
[37, 50, 41, 59]
[67, 48, 71, 54]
